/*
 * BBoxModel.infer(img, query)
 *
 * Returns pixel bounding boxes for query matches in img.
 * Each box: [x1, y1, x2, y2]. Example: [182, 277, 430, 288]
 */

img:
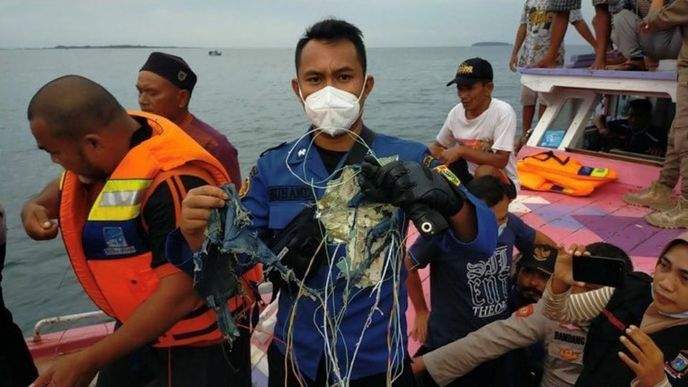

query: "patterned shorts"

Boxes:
[592, 0, 618, 5]
[546, 0, 581, 11]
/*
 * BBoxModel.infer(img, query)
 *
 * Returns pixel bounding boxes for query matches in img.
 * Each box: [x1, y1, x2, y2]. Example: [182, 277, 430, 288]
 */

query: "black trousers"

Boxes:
[97, 324, 253, 387]
[267, 343, 416, 387]
[0, 242, 39, 387]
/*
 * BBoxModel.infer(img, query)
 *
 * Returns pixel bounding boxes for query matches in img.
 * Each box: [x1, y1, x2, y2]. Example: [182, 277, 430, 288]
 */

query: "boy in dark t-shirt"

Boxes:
[408, 176, 554, 386]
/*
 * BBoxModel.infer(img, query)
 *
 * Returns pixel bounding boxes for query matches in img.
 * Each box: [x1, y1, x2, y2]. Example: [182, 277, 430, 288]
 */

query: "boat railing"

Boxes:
[32, 311, 111, 343]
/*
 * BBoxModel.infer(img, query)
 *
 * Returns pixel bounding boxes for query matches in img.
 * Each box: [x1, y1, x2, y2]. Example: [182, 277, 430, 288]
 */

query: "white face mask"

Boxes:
[300, 78, 367, 137]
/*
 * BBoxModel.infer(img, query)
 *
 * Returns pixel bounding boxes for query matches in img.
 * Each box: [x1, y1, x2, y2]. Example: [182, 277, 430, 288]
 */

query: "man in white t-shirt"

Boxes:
[430, 57, 520, 194]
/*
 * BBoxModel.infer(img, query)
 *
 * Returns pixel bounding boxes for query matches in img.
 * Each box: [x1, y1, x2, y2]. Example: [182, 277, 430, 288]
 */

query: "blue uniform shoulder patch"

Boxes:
[260, 142, 287, 157]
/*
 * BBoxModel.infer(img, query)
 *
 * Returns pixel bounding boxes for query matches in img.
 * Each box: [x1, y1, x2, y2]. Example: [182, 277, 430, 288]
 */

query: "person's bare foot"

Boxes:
[605, 50, 626, 65]
[606, 59, 646, 71]
[590, 58, 607, 70]
[644, 56, 659, 71]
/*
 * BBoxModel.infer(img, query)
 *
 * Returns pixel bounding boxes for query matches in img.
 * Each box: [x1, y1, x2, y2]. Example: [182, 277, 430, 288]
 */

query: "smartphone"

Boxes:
[572, 255, 626, 287]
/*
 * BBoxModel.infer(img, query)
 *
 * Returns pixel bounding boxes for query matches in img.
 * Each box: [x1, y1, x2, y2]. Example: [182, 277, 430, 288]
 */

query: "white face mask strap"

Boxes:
[356, 74, 368, 101]
[297, 79, 306, 103]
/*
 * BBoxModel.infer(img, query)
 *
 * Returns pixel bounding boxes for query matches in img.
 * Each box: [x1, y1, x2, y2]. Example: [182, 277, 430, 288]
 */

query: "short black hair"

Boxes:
[467, 175, 508, 207]
[455, 80, 493, 89]
[295, 18, 367, 73]
[628, 98, 653, 114]
[628, 99, 653, 122]
[27, 75, 125, 139]
[586, 242, 633, 273]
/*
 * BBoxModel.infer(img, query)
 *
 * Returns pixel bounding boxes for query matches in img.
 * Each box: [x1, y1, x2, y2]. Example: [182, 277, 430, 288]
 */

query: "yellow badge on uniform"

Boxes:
[239, 166, 258, 198]
[515, 304, 534, 318]
[433, 165, 461, 187]
[239, 178, 250, 198]
[559, 348, 581, 362]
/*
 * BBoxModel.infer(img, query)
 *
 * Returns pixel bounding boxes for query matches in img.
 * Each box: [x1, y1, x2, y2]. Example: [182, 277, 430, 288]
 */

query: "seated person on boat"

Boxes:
[430, 57, 520, 198]
[584, 98, 666, 156]
[543, 233, 688, 387]
[415, 243, 633, 387]
[407, 176, 554, 386]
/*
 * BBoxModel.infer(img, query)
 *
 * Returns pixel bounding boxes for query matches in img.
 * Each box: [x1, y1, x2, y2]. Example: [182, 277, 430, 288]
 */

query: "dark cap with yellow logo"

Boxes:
[140, 52, 198, 92]
[519, 244, 557, 275]
[446, 57, 493, 87]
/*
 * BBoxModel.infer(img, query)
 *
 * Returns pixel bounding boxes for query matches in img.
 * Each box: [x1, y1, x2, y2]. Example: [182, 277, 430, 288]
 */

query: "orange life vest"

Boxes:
[58, 111, 262, 347]
[517, 151, 617, 197]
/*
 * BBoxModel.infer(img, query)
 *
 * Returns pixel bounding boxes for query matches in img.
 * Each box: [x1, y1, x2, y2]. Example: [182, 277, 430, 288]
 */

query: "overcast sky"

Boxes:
[1, 0, 596, 49]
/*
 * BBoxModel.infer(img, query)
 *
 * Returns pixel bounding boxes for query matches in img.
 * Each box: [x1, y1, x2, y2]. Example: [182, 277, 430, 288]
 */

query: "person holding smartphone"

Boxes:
[542, 234, 688, 386]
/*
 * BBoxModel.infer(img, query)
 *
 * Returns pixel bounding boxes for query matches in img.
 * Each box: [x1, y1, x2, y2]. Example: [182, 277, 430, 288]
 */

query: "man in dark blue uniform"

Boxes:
[178, 18, 497, 386]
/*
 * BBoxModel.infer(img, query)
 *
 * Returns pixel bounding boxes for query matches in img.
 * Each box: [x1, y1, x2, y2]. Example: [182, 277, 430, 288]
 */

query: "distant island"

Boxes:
[53, 45, 183, 49]
[472, 42, 510, 47]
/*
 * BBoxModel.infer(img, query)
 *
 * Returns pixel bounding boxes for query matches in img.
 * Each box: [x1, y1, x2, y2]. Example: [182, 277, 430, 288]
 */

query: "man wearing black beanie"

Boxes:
[20, 54, 252, 387]
[22, 52, 243, 243]
[137, 52, 242, 185]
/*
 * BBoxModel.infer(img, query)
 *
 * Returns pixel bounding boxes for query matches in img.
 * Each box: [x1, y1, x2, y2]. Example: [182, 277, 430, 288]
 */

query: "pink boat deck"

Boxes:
[28, 147, 682, 383]
[27, 321, 115, 375]
[405, 147, 684, 354]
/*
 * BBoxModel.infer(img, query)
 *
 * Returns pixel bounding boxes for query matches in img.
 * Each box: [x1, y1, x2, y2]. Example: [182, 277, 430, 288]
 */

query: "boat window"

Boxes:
[538, 98, 583, 149]
[576, 94, 673, 162]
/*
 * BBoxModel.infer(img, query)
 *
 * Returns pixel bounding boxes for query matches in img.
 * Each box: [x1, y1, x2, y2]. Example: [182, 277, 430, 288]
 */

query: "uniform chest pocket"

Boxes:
[268, 202, 312, 232]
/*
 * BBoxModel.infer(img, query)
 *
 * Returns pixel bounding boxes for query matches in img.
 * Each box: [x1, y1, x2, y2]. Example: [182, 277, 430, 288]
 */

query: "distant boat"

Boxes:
[471, 41, 510, 47]
[208, 50, 222, 56]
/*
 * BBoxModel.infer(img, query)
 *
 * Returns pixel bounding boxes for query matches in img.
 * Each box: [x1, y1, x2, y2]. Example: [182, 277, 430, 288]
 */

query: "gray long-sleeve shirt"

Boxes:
[647, 0, 688, 81]
[423, 300, 588, 387]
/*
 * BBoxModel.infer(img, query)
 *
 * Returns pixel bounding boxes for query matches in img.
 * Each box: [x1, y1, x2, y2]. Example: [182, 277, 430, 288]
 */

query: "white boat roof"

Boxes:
[520, 67, 678, 151]
[521, 67, 678, 101]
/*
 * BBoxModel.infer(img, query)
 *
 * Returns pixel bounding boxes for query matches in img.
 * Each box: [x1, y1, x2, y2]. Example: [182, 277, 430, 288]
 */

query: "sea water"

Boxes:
[0, 45, 589, 332]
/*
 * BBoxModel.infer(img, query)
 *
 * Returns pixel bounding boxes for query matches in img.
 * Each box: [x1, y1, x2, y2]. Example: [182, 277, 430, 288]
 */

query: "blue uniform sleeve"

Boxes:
[408, 189, 497, 265]
[410, 149, 498, 262]
[240, 159, 270, 234]
[509, 213, 536, 253]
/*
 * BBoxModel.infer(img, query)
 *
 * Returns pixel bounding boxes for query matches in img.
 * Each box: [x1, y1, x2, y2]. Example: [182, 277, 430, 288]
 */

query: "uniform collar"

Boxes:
[287, 129, 319, 166]
[286, 125, 374, 183]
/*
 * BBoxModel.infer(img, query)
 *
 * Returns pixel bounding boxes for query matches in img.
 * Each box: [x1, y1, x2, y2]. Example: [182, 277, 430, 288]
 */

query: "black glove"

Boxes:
[359, 155, 465, 218]
[268, 205, 325, 282]
[359, 156, 466, 237]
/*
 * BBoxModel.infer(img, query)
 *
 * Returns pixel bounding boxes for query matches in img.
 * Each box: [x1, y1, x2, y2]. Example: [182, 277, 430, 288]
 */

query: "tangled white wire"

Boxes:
[278, 128, 410, 386]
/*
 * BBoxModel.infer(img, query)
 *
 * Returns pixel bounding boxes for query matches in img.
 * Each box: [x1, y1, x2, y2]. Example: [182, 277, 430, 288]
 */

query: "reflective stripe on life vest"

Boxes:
[59, 111, 256, 347]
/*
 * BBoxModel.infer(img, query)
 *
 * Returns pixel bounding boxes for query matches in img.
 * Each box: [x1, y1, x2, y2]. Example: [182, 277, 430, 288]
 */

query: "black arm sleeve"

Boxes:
[143, 175, 208, 268]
